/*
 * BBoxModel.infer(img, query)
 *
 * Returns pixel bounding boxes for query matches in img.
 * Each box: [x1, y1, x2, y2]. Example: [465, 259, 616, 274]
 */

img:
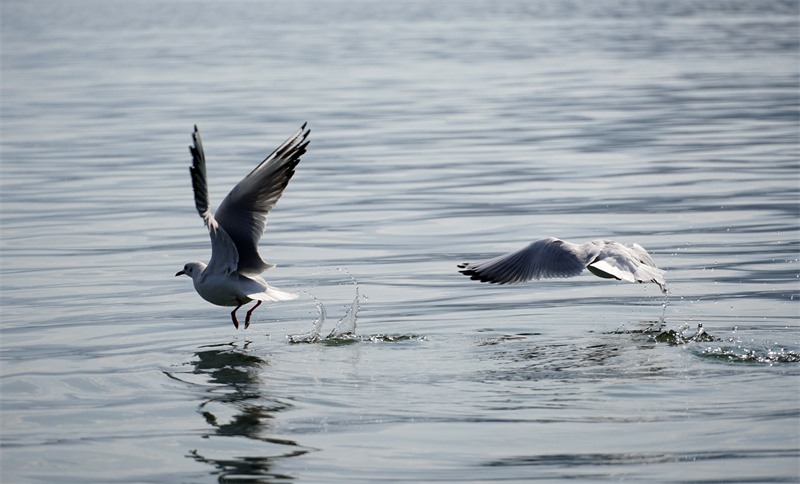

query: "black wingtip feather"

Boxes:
[458, 264, 504, 284]
[187, 125, 210, 219]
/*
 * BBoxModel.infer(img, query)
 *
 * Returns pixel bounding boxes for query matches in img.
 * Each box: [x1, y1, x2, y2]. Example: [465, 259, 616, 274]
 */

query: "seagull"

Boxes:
[458, 237, 667, 293]
[176, 124, 309, 329]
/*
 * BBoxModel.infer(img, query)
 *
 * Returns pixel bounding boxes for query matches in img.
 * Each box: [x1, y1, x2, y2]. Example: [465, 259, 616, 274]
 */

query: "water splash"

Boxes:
[326, 269, 360, 339]
[660, 291, 669, 322]
[287, 268, 361, 344]
[699, 326, 800, 365]
[319, 333, 427, 346]
[700, 345, 800, 365]
[646, 323, 800, 365]
[286, 291, 327, 343]
[649, 322, 714, 345]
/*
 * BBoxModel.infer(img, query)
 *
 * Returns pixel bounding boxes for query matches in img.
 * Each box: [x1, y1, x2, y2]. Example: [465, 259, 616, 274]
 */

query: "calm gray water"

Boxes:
[2, 1, 799, 482]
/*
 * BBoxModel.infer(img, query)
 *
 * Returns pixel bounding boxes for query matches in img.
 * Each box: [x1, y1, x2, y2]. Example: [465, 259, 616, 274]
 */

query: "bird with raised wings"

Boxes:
[176, 124, 309, 329]
[458, 237, 667, 293]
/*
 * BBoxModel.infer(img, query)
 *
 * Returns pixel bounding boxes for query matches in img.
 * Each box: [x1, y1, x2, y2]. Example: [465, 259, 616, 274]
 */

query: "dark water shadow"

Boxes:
[473, 329, 663, 384]
[165, 342, 311, 482]
[474, 320, 799, 387]
[634, 322, 800, 365]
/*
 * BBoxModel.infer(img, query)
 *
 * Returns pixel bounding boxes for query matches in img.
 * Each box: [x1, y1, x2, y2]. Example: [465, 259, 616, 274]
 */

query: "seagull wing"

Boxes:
[627, 243, 667, 292]
[189, 126, 239, 275]
[628, 243, 658, 267]
[458, 237, 587, 284]
[214, 123, 310, 277]
[588, 242, 667, 293]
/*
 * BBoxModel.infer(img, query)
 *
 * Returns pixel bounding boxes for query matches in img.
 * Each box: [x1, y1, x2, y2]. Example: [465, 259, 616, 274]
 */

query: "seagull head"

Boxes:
[175, 262, 206, 280]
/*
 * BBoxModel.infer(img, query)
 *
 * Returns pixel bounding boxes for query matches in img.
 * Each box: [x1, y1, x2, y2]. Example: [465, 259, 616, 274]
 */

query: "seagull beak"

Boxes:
[175, 270, 185, 277]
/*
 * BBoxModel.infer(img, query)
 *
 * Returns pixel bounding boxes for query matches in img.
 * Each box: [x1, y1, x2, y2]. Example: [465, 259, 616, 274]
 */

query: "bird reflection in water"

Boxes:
[170, 342, 309, 482]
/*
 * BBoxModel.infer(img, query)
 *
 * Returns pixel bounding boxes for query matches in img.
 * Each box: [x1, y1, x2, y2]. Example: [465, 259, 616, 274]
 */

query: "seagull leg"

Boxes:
[244, 300, 262, 329]
[231, 300, 244, 329]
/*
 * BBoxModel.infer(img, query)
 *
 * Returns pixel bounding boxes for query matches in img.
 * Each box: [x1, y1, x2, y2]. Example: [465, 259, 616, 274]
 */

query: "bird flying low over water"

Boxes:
[176, 124, 310, 329]
[458, 237, 667, 293]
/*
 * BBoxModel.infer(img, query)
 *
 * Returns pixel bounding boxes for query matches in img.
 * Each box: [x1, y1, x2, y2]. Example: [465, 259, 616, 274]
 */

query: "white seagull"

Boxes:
[176, 124, 309, 329]
[458, 237, 667, 293]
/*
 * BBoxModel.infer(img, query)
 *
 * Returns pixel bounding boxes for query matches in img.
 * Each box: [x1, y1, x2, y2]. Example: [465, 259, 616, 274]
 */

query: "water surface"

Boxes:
[2, 1, 799, 482]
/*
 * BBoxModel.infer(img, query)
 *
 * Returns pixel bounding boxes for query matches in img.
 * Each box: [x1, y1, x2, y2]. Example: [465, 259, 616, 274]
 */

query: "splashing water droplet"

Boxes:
[327, 269, 361, 339]
[288, 268, 363, 343]
[287, 291, 326, 343]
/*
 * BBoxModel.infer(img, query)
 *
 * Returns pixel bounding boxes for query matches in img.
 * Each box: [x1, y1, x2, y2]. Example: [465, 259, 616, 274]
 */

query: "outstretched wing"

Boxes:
[458, 237, 587, 284]
[189, 125, 239, 275]
[214, 123, 310, 276]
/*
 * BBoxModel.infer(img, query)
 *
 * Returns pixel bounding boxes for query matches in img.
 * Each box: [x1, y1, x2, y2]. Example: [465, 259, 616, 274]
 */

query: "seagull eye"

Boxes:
[184, 265, 189, 271]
